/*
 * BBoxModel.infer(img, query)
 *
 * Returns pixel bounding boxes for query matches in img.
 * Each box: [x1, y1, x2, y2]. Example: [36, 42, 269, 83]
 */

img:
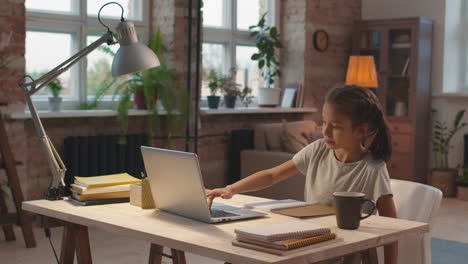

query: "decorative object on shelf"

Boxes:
[17, 2, 160, 200]
[455, 168, 468, 201]
[280, 87, 297, 108]
[249, 12, 283, 107]
[313, 29, 329, 52]
[345, 55, 378, 89]
[46, 77, 64, 112]
[430, 109, 467, 197]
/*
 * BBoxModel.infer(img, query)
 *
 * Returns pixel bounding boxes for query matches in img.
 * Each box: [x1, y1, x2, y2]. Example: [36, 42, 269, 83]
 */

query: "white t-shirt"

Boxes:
[292, 139, 392, 213]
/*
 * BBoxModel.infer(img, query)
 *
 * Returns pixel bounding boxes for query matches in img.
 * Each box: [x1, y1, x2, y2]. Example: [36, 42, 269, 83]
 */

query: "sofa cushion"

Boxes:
[281, 120, 310, 153]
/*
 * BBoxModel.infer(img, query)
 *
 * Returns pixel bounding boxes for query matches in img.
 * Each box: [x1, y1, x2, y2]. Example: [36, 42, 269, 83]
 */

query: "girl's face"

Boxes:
[321, 103, 367, 151]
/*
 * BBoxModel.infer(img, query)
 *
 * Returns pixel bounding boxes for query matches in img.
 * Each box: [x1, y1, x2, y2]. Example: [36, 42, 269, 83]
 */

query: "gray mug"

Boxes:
[333, 192, 376, 230]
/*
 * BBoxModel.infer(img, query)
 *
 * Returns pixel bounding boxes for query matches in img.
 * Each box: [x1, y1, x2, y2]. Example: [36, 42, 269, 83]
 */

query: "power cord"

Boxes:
[43, 217, 59, 264]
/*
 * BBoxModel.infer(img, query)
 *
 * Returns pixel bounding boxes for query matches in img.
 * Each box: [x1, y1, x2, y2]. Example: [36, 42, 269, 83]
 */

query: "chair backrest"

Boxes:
[385, 179, 442, 264]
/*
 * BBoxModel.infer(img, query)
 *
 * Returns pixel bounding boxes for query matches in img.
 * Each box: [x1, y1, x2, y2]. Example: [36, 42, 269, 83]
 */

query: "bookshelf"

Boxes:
[353, 17, 433, 183]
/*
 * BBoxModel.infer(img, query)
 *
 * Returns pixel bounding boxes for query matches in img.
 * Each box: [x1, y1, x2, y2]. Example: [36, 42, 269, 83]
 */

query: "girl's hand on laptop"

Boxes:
[205, 186, 234, 208]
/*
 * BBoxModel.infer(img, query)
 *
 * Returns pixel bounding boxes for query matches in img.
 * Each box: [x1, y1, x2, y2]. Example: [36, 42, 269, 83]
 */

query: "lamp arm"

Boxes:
[23, 31, 115, 95]
[18, 30, 115, 199]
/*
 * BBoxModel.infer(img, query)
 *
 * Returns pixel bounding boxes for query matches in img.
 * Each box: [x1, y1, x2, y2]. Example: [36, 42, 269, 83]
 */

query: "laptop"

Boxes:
[141, 146, 266, 223]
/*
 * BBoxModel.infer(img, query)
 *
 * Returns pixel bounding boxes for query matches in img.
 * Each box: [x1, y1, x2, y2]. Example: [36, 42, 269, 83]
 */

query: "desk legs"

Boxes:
[360, 248, 378, 264]
[59, 223, 92, 264]
[149, 243, 186, 264]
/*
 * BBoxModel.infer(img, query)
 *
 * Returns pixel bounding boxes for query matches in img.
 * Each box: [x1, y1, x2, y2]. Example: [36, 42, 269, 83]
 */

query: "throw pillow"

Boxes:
[280, 120, 309, 153]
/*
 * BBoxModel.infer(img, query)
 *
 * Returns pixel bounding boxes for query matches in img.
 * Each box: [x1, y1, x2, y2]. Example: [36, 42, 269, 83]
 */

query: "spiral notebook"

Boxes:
[234, 222, 331, 242]
[236, 232, 337, 250]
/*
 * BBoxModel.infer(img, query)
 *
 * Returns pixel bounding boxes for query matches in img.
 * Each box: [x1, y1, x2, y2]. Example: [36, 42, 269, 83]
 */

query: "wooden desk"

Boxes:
[23, 195, 428, 264]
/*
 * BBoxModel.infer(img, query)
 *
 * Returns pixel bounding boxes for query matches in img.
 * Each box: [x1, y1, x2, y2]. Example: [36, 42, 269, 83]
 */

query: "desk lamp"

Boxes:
[18, 2, 160, 200]
[345, 55, 378, 89]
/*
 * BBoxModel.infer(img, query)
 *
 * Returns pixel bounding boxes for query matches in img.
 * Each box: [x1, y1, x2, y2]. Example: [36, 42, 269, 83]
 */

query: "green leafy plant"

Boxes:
[249, 12, 283, 88]
[432, 109, 467, 170]
[46, 78, 64, 98]
[204, 69, 226, 96]
[85, 28, 190, 147]
[239, 87, 253, 107]
[456, 169, 468, 187]
[221, 77, 241, 98]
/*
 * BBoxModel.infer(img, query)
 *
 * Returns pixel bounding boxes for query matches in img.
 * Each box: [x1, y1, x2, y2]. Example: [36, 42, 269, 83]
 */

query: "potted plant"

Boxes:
[239, 87, 253, 107]
[205, 68, 223, 109]
[221, 68, 241, 108]
[249, 12, 283, 107]
[85, 28, 190, 147]
[431, 109, 467, 196]
[455, 169, 468, 200]
[46, 78, 64, 112]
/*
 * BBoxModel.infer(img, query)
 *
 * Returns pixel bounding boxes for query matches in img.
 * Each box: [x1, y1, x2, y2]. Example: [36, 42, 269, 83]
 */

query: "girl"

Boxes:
[206, 85, 397, 264]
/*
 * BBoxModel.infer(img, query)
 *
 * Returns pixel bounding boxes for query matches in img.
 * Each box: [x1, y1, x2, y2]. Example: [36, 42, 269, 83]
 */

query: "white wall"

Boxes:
[362, 0, 468, 170]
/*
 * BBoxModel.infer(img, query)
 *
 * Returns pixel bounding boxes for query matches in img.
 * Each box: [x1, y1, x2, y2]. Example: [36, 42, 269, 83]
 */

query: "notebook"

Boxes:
[74, 173, 141, 188]
[271, 203, 335, 218]
[244, 200, 314, 211]
[236, 232, 337, 250]
[234, 222, 331, 242]
[232, 235, 341, 256]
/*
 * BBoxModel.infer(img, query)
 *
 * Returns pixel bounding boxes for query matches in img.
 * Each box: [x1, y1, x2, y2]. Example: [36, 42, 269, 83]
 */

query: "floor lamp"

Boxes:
[18, 2, 160, 200]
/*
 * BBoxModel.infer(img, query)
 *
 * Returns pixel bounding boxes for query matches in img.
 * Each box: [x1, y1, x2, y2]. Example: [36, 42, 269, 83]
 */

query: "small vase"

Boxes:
[48, 97, 62, 112]
[207, 96, 220, 109]
[224, 95, 237, 108]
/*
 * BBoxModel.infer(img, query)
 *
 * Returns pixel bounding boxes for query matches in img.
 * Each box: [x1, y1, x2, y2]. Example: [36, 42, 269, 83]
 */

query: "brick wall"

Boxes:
[0, 0, 361, 204]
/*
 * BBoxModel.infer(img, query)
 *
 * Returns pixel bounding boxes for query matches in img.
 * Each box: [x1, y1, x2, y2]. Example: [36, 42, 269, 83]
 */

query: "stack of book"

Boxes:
[232, 222, 336, 255]
[70, 173, 141, 206]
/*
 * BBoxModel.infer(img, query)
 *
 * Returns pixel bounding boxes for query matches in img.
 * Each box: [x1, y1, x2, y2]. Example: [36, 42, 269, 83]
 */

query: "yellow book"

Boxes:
[72, 191, 130, 201]
[74, 173, 141, 188]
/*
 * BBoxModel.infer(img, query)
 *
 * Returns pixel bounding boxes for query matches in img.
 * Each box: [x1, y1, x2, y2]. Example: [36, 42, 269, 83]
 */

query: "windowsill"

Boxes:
[9, 107, 318, 120]
[9, 109, 159, 120]
[200, 107, 318, 115]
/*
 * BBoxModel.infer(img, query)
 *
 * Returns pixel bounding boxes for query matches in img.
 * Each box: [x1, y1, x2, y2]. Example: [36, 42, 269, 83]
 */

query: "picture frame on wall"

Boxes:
[280, 87, 297, 108]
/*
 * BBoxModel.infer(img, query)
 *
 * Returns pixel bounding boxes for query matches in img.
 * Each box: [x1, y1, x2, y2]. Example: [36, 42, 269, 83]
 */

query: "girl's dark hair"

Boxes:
[325, 85, 392, 161]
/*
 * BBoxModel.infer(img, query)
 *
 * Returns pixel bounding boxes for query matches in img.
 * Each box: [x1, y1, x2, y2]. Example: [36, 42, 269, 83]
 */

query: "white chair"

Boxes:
[378, 179, 443, 264]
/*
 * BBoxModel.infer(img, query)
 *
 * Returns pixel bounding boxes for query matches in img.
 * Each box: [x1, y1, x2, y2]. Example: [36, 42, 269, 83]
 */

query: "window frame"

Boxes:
[25, 0, 150, 110]
[202, 0, 280, 106]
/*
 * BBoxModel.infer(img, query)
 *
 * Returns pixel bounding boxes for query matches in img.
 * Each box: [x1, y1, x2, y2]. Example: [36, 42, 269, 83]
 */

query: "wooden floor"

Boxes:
[1, 198, 467, 264]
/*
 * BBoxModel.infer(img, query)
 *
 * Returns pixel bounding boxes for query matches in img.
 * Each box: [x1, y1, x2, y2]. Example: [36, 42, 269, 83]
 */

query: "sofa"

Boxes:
[240, 120, 322, 201]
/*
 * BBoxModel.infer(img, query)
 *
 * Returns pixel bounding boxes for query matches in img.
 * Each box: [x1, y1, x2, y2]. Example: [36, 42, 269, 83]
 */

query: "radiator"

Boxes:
[63, 134, 148, 192]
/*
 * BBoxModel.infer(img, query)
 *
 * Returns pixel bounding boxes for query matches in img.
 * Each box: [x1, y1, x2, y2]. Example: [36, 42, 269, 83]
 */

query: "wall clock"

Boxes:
[313, 30, 329, 52]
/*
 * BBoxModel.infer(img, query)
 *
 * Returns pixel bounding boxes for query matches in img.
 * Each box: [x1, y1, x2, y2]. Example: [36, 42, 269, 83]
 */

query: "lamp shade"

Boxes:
[345, 55, 378, 88]
[112, 21, 160, 77]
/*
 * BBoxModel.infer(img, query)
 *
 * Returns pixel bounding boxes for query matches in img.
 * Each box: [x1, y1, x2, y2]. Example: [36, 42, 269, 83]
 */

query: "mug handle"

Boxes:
[360, 198, 376, 220]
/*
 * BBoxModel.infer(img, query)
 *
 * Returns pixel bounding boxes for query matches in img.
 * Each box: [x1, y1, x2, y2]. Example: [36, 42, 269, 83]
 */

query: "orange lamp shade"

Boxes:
[345, 55, 378, 88]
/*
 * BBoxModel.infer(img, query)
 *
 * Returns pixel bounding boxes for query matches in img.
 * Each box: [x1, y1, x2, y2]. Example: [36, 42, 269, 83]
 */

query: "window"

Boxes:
[202, 0, 277, 100]
[25, 0, 148, 109]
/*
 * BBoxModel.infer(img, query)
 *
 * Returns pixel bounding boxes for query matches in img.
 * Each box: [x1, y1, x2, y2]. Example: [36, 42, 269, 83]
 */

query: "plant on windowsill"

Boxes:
[249, 12, 283, 107]
[85, 28, 190, 147]
[221, 67, 242, 109]
[46, 77, 64, 112]
[455, 169, 468, 201]
[204, 68, 226, 109]
[239, 87, 253, 107]
[431, 109, 467, 197]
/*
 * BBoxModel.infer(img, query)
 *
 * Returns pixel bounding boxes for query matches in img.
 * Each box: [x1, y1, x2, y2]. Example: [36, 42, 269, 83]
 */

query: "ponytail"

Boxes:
[325, 85, 392, 161]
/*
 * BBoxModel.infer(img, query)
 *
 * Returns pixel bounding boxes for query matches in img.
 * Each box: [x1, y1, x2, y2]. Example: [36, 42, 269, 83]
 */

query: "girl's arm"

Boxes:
[205, 160, 300, 207]
[377, 194, 398, 264]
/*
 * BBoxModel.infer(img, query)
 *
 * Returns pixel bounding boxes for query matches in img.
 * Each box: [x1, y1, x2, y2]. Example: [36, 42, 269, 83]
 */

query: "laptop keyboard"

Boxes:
[210, 208, 240, 218]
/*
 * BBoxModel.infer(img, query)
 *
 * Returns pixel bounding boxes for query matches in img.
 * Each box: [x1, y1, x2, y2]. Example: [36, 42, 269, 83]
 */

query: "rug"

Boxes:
[431, 238, 468, 264]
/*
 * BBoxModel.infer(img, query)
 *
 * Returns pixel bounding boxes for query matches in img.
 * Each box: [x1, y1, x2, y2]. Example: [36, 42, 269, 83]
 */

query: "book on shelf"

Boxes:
[68, 196, 130, 206]
[235, 232, 337, 251]
[401, 57, 410, 76]
[71, 190, 130, 201]
[234, 222, 331, 242]
[74, 173, 141, 188]
[270, 203, 335, 218]
[70, 183, 132, 194]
